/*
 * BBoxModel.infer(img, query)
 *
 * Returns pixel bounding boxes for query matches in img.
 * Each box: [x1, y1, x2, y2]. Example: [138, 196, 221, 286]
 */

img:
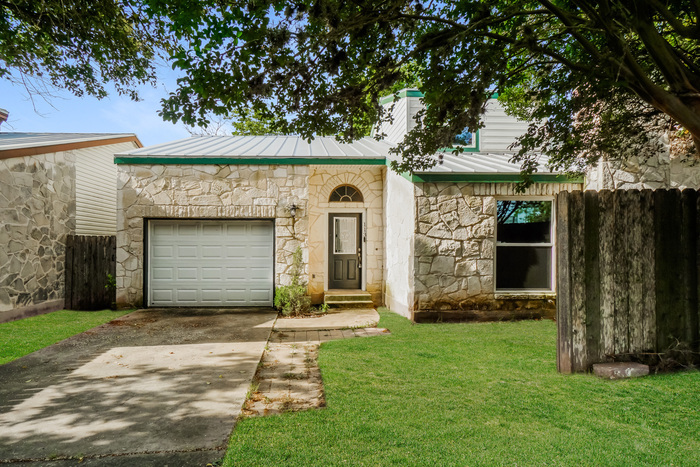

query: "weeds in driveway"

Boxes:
[224, 310, 700, 466]
[0, 309, 132, 365]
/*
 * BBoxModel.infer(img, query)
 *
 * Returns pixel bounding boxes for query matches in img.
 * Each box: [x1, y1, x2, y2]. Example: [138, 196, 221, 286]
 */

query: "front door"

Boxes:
[328, 213, 362, 289]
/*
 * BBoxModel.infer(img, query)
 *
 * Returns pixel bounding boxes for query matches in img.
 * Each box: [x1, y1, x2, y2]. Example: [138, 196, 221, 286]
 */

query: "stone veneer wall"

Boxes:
[307, 165, 385, 305]
[585, 143, 700, 190]
[116, 164, 310, 307]
[0, 152, 75, 317]
[412, 182, 582, 320]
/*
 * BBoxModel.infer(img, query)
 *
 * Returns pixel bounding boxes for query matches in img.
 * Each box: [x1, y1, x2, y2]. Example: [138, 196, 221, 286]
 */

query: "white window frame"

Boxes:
[494, 196, 556, 294]
[452, 128, 478, 149]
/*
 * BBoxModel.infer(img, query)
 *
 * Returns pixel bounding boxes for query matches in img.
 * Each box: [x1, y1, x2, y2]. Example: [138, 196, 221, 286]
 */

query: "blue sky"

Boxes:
[0, 65, 193, 147]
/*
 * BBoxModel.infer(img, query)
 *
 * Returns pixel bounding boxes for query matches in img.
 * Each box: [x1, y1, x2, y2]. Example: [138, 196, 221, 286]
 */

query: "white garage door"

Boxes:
[147, 220, 274, 306]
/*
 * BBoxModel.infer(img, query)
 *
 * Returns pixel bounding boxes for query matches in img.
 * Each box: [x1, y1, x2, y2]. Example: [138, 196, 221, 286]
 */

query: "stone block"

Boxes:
[592, 362, 649, 380]
[430, 256, 455, 275]
[426, 223, 452, 239]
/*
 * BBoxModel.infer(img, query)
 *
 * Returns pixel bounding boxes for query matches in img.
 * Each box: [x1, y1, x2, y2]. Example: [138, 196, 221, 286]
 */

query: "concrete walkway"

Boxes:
[244, 327, 390, 417]
[0, 308, 276, 466]
[273, 308, 379, 331]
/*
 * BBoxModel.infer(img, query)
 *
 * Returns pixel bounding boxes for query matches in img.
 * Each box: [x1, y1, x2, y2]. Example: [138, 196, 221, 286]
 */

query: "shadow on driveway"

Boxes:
[0, 308, 277, 465]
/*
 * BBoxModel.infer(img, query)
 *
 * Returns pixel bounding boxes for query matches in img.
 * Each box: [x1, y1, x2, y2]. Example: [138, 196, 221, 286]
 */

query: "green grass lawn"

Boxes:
[225, 310, 700, 466]
[0, 309, 132, 365]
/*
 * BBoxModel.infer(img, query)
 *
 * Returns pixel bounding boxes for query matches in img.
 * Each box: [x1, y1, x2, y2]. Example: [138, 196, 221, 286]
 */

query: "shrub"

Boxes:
[274, 246, 311, 316]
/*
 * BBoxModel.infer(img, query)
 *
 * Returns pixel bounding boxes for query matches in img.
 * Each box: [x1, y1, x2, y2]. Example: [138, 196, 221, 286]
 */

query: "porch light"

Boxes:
[288, 203, 299, 218]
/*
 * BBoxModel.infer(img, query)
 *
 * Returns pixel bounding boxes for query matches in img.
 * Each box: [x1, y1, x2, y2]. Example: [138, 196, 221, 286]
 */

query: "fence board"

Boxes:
[64, 235, 116, 310]
[598, 190, 615, 357]
[584, 190, 602, 364]
[628, 190, 644, 353]
[556, 192, 573, 373]
[613, 191, 630, 355]
[640, 190, 656, 351]
[569, 192, 587, 370]
[557, 189, 700, 373]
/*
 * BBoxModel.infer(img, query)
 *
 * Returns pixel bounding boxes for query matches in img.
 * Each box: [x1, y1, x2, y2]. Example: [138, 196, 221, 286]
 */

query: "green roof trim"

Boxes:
[380, 90, 499, 105]
[402, 172, 583, 184]
[114, 156, 387, 165]
[379, 89, 425, 105]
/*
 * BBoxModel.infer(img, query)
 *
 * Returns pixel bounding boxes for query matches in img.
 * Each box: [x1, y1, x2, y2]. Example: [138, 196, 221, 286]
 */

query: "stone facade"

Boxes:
[116, 164, 310, 307]
[116, 163, 387, 308]
[307, 165, 385, 305]
[0, 153, 75, 317]
[586, 142, 700, 191]
[411, 182, 582, 320]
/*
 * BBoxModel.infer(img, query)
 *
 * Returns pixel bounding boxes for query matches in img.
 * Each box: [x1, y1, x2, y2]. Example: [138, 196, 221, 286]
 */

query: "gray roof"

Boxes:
[417, 152, 553, 174]
[118, 135, 393, 159]
[0, 132, 139, 150]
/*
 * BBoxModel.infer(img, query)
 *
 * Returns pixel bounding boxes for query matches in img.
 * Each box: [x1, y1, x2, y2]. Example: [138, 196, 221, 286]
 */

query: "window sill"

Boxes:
[494, 292, 556, 300]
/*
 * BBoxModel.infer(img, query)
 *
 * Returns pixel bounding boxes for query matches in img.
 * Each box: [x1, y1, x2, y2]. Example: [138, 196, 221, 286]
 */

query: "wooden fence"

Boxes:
[65, 235, 116, 310]
[556, 189, 700, 373]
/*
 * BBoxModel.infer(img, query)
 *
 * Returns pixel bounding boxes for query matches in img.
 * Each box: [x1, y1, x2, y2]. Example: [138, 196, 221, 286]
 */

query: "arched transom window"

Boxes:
[329, 185, 364, 202]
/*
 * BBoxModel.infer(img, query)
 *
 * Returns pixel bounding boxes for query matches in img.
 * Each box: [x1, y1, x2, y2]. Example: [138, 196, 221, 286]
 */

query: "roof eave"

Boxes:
[114, 156, 387, 165]
[0, 135, 142, 160]
[405, 172, 583, 183]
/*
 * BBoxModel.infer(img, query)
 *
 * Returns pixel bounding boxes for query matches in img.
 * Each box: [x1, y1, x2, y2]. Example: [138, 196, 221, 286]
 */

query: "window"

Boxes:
[495, 200, 553, 291]
[453, 128, 477, 149]
[452, 128, 479, 151]
[329, 185, 363, 202]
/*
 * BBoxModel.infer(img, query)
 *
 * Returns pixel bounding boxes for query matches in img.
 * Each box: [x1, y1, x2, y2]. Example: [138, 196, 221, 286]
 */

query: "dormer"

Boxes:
[375, 89, 529, 154]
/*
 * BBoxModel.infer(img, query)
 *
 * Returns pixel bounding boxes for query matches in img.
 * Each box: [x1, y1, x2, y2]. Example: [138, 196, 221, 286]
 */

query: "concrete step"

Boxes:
[324, 300, 375, 309]
[324, 291, 373, 308]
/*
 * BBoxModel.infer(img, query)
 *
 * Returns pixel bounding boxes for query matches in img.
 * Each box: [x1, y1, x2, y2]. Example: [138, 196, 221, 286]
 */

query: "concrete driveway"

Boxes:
[0, 308, 277, 466]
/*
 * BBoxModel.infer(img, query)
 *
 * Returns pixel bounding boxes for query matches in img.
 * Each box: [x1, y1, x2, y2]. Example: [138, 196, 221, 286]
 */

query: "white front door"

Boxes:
[147, 220, 274, 306]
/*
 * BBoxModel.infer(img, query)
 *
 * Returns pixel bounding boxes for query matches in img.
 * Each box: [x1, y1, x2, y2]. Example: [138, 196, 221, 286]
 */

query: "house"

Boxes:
[114, 91, 582, 321]
[0, 132, 142, 322]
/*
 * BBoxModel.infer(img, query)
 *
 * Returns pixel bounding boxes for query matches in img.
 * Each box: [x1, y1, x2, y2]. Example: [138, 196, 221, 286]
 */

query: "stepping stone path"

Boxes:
[242, 328, 390, 417]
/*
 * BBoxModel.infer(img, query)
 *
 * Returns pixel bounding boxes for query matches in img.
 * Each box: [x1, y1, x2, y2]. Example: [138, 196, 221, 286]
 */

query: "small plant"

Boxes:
[105, 273, 117, 310]
[105, 273, 116, 291]
[317, 303, 330, 314]
[274, 246, 311, 316]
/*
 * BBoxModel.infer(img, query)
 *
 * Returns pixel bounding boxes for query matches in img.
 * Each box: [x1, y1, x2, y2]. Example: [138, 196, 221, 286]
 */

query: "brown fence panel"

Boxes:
[556, 189, 700, 373]
[64, 235, 116, 310]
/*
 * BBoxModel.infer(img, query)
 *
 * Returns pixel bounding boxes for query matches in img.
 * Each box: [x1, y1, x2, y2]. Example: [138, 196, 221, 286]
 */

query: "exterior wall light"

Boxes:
[288, 203, 299, 218]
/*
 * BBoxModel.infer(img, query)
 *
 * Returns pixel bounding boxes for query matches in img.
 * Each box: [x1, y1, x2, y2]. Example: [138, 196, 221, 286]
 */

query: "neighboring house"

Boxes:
[115, 91, 582, 321]
[0, 132, 142, 322]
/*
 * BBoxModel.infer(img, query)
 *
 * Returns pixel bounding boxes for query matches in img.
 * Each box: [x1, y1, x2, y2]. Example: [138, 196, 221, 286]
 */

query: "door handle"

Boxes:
[357, 247, 362, 269]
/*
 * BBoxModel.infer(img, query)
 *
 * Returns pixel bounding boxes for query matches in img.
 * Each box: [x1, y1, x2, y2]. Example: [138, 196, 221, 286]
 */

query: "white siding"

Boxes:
[479, 100, 530, 153]
[75, 141, 138, 235]
[378, 95, 528, 154]
[378, 96, 409, 144]
[383, 169, 415, 318]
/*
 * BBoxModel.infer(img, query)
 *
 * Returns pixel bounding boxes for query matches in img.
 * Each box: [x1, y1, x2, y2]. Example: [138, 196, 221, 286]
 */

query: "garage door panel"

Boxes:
[151, 268, 173, 280]
[225, 267, 247, 280]
[177, 245, 198, 258]
[152, 245, 174, 258]
[250, 267, 271, 280]
[225, 289, 248, 301]
[250, 289, 273, 302]
[201, 267, 222, 280]
[201, 246, 222, 258]
[177, 267, 198, 280]
[148, 220, 274, 306]
[152, 224, 174, 236]
[175, 289, 199, 302]
[225, 246, 246, 258]
[202, 224, 223, 235]
[151, 289, 174, 301]
[176, 224, 198, 235]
